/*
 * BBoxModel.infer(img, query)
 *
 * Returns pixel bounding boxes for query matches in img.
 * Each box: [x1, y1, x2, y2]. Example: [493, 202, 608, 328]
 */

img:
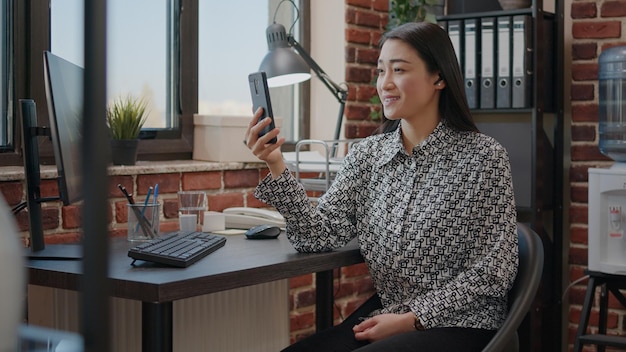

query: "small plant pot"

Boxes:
[110, 139, 139, 166]
[498, 0, 531, 10]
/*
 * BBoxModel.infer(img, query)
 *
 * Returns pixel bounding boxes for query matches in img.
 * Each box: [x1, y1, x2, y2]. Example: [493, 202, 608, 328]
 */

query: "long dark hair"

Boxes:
[373, 22, 478, 134]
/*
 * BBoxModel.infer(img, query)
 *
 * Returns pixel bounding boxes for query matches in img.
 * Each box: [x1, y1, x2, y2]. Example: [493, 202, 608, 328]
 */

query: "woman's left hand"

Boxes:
[352, 312, 416, 342]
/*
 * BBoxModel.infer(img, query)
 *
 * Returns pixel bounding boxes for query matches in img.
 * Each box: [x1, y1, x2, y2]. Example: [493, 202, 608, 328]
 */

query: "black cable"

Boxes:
[272, 0, 300, 36]
[12, 201, 27, 215]
[333, 268, 345, 322]
[12, 196, 61, 215]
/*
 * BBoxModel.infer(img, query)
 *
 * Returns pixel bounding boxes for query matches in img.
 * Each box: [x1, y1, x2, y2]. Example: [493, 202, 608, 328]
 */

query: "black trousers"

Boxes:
[282, 294, 496, 352]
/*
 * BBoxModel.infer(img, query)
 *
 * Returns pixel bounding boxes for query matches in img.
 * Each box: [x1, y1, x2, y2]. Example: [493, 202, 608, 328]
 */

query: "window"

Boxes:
[51, 0, 179, 130]
[8, 0, 194, 164]
[198, 0, 308, 142]
[197, 1, 268, 118]
[1, 0, 309, 165]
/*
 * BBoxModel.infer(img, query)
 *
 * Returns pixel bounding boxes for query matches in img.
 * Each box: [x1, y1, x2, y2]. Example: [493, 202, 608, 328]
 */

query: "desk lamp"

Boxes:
[259, 0, 348, 145]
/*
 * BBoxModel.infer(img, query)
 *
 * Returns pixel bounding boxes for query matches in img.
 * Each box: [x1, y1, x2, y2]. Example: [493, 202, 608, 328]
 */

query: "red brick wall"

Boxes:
[344, 0, 389, 139]
[569, 0, 626, 349]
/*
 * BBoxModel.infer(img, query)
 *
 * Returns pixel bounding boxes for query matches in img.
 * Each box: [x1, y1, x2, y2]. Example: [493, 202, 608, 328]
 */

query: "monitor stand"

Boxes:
[25, 244, 82, 260]
[19, 100, 82, 262]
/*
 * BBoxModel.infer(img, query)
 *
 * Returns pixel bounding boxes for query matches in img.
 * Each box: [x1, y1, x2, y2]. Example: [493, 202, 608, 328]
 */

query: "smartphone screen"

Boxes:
[248, 71, 277, 144]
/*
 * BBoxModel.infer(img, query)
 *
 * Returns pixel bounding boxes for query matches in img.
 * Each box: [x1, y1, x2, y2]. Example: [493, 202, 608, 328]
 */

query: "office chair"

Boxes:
[482, 223, 544, 352]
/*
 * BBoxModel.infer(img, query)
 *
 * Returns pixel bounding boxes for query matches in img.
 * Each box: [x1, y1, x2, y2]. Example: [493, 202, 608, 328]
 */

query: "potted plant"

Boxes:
[106, 95, 149, 165]
[387, 0, 445, 28]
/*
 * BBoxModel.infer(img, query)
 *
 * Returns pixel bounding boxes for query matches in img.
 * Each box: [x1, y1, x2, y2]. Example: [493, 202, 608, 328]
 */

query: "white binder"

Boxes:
[480, 17, 496, 109]
[512, 15, 532, 108]
[496, 16, 512, 108]
[448, 20, 462, 67]
[464, 19, 478, 109]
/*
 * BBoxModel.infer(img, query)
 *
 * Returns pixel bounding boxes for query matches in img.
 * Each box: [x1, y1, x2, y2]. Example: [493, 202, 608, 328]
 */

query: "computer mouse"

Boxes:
[245, 224, 281, 239]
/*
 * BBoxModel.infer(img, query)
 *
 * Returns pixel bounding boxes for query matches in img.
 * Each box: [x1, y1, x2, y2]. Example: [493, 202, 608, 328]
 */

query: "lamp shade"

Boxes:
[259, 23, 311, 87]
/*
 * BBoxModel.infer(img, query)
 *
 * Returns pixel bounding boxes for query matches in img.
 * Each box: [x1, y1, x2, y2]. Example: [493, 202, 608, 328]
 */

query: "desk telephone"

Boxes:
[223, 207, 286, 229]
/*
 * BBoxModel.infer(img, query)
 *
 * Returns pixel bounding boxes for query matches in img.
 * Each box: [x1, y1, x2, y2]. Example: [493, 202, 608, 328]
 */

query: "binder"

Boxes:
[496, 16, 512, 108]
[464, 19, 478, 109]
[447, 20, 462, 67]
[512, 15, 532, 108]
[480, 17, 496, 109]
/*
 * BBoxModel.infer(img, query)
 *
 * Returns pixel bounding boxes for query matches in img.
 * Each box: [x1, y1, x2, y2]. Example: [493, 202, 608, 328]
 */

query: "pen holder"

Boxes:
[127, 203, 161, 242]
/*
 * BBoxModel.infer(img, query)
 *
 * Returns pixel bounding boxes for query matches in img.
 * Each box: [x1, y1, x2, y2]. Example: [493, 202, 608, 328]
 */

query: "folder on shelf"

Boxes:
[464, 18, 478, 109]
[447, 20, 462, 67]
[480, 17, 496, 109]
[512, 15, 532, 108]
[496, 16, 512, 108]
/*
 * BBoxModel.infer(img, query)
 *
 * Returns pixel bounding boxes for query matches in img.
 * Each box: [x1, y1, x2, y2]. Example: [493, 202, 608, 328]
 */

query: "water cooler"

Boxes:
[588, 46, 626, 274]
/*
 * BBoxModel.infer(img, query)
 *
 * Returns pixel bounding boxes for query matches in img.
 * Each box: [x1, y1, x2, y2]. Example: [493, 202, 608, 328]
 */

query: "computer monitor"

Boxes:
[19, 51, 84, 259]
[43, 51, 83, 205]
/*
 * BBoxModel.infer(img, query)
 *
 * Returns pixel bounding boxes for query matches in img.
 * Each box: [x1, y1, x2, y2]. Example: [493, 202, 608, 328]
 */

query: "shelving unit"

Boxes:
[438, 1, 564, 351]
[283, 139, 361, 201]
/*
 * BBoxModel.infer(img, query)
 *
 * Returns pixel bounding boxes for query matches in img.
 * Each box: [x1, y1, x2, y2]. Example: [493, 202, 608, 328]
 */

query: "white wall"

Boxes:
[310, 1, 346, 140]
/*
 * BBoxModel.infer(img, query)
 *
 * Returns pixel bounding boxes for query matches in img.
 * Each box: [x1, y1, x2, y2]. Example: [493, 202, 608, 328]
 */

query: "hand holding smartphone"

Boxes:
[248, 71, 277, 144]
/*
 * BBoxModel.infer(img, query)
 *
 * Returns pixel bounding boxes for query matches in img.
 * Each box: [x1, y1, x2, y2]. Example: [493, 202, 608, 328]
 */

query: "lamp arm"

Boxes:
[289, 37, 348, 104]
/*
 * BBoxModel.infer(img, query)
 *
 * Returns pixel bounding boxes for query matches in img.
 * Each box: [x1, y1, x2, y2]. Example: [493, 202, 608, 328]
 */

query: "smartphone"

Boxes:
[248, 71, 277, 144]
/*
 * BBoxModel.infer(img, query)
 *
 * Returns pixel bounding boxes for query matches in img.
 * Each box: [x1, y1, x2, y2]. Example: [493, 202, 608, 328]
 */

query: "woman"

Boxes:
[244, 22, 518, 352]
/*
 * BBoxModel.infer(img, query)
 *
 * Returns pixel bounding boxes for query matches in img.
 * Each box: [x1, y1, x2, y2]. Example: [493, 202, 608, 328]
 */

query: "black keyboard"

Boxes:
[128, 231, 226, 268]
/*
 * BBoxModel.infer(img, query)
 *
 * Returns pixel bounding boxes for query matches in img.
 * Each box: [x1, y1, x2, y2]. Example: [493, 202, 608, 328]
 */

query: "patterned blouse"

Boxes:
[254, 121, 518, 330]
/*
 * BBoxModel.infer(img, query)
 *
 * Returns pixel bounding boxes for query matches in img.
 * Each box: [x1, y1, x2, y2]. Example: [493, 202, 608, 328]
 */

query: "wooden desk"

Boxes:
[25, 234, 364, 352]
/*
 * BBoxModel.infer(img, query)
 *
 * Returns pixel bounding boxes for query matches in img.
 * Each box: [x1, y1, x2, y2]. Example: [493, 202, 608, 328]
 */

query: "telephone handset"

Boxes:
[223, 207, 286, 229]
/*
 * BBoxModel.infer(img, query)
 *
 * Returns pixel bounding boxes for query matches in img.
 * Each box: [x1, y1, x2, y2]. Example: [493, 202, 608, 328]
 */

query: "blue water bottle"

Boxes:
[599, 46, 626, 162]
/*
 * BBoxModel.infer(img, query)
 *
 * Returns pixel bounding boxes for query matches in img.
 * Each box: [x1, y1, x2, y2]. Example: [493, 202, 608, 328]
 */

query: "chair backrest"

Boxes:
[482, 222, 544, 352]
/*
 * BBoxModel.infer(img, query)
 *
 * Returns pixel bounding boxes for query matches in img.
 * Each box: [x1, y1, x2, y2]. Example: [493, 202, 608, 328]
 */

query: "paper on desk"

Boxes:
[211, 229, 247, 236]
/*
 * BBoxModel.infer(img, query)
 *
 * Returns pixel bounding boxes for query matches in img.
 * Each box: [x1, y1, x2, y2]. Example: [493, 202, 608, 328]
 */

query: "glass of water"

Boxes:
[177, 191, 207, 229]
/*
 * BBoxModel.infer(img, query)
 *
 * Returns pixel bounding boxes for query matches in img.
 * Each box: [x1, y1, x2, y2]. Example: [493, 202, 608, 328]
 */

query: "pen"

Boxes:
[152, 183, 159, 205]
[142, 186, 153, 209]
[152, 183, 159, 228]
[135, 186, 153, 233]
[118, 184, 135, 204]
